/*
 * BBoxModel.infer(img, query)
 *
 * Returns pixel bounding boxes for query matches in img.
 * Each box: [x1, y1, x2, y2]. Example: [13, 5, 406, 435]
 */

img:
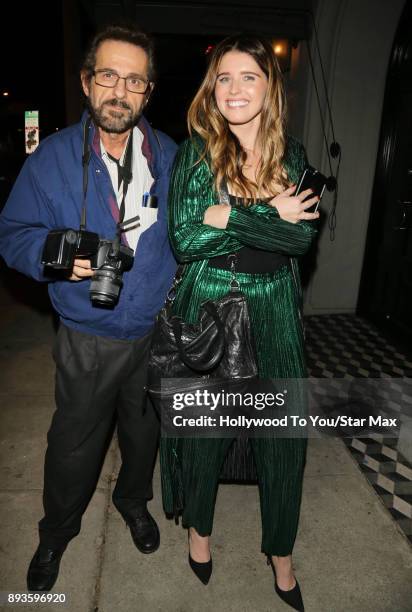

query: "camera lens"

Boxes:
[88, 239, 133, 307]
[90, 268, 122, 306]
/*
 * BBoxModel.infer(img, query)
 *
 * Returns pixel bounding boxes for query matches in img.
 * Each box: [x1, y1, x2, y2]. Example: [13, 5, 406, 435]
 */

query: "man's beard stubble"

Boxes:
[86, 97, 143, 134]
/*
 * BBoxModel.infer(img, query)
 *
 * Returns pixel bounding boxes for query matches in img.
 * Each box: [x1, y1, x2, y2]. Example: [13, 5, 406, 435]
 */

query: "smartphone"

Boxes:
[295, 166, 327, 212]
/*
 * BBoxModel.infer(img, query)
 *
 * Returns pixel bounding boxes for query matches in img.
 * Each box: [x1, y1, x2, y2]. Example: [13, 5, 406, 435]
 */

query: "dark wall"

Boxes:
[0, 1, 66, 205]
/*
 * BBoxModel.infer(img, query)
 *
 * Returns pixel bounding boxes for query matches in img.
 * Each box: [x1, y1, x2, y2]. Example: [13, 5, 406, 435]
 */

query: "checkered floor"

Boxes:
[305, 314, 412, 546]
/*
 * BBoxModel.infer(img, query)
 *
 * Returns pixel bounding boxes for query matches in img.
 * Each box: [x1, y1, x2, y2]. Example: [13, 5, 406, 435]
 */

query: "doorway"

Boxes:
[358, 1, 412, 346]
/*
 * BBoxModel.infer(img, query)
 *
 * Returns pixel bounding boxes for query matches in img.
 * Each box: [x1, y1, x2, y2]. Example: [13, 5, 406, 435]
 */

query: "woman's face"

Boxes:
[214, 50, 268, 128]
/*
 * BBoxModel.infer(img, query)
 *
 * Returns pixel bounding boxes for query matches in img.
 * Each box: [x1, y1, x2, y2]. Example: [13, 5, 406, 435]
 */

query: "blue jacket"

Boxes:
[0, 113, 178, 339]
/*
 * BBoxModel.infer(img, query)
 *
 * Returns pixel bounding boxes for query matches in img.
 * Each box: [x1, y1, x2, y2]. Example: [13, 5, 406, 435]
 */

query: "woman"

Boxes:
[160, 35, 318, 611]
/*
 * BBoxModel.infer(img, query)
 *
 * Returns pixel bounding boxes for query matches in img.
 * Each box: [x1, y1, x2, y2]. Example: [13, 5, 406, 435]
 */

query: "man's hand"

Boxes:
[269, 185, 320, 224]
[203, 204, 232, 229]
[68, 258, 94, 281]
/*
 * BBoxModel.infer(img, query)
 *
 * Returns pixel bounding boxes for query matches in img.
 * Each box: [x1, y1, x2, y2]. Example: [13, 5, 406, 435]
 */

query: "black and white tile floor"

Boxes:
[305, 314, 412, 546]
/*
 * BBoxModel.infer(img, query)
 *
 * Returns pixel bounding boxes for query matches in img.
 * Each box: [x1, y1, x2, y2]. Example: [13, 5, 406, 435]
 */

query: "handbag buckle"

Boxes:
[227, 254, 240, 291]
[166, 265, 185, 304]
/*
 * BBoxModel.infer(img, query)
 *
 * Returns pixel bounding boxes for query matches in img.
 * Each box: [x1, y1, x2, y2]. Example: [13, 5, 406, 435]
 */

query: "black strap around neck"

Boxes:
[81, 117, 134, 232]
[80, 116, 92, 230]
[108, 131, 133, 226]
[107, 152, 124, 190]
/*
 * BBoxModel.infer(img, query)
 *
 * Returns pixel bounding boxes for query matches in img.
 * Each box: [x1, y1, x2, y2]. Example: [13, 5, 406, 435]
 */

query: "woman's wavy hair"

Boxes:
[188, 35, 289, 201]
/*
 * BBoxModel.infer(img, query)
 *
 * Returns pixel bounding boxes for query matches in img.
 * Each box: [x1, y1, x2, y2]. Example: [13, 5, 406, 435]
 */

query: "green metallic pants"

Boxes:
[174, 436, 307, 556]
[160, 265, 307, 556]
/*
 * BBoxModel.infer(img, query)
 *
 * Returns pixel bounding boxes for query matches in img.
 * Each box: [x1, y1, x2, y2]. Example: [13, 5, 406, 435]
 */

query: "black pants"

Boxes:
[39, 324, 159, 548]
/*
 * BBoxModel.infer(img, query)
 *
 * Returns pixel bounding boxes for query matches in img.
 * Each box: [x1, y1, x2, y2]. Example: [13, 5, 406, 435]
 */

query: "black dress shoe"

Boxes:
[266, 555, 304, 612]
[126, 508, 160, 554]
[188, 554, 213, 585]
[27, 545, 66, 592]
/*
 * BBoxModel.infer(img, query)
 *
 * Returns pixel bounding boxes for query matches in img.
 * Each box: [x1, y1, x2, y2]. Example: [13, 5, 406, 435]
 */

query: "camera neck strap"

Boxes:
[106, 130, 133, 228]
[80, 116, 92, 230]
[81, 115, 134, 235]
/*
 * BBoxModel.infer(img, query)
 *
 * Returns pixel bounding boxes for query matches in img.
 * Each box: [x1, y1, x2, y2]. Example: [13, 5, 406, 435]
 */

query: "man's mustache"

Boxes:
[103, 99, 132, 111]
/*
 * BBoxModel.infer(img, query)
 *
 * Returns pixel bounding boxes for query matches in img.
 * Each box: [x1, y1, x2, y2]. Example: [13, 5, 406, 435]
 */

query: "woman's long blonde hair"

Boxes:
[188, 35, 289, 201]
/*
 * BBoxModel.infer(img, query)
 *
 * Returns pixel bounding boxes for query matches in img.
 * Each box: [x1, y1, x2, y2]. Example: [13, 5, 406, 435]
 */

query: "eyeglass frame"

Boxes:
[92, 69, 153, 94]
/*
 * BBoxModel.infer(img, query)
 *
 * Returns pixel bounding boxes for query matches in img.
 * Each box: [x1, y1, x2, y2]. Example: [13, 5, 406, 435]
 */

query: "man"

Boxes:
[0, 24, 177, 591]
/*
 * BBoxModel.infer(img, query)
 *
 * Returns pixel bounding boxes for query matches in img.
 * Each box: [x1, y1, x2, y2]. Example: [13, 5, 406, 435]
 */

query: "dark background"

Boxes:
[0, 5, 229, 195]
[1, 0, 411, 345]
[0, 0, 303, 203]
[1, 3, 66, 200]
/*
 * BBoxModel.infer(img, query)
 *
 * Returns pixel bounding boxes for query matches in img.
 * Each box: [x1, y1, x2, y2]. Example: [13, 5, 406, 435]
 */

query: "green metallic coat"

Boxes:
[160, 136, 318, 545]
[167, 135, 317, 327]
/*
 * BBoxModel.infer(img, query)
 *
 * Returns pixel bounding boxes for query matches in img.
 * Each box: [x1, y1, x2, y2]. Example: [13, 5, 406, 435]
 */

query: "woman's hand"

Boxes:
[269, 185, 320, 224]
[203, 204, 232, 229]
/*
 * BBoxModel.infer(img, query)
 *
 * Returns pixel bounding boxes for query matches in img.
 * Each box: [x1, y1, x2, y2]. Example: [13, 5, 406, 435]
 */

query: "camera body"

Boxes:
[41, 229, 134, 306]
[41, 228, 100, 270]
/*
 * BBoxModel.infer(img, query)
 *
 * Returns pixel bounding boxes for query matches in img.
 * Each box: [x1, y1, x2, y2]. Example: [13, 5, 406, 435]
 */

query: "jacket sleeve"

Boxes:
[225, 139, 317, 256]
[0, 154, 56, 281]
[225, 203, 317, 256]
[168, 139, 241, 262]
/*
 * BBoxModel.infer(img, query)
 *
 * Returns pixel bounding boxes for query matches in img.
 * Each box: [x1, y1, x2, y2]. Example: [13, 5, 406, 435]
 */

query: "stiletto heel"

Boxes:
[266, 555, 304, 611]
[188, 530, 212, 585]
[188, 553, 213, 585]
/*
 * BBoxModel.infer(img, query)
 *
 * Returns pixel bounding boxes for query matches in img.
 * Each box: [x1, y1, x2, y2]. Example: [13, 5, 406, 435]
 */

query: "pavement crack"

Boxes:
[91, 442, 118, 612]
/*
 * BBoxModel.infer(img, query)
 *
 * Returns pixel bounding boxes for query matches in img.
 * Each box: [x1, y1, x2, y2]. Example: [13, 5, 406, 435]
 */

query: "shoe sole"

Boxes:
[135, 538, 160, 554]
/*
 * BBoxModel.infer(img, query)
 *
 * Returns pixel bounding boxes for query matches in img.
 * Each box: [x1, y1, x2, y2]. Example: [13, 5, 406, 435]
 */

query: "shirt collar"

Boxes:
[82, 112, 157, 178]
[99, 128, 144, 164]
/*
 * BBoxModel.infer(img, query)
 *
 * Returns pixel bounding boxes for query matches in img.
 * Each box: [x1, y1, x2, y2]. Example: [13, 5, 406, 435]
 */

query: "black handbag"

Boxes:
[147, 254, 259, 496]
[147, 254, 258, 395]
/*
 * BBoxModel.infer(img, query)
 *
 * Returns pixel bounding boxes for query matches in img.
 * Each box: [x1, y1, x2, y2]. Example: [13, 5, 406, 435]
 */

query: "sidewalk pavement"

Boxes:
[0, 277, 411, 612]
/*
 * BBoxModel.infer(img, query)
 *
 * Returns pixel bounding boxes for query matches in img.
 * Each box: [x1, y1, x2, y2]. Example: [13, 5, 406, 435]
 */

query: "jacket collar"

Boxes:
[81, 111, 162, 179]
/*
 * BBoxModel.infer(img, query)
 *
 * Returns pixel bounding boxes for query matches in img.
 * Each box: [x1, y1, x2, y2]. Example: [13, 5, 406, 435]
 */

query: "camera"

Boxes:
[41, 229, 133, 306]
[41, 228, 99, 269]
[89, 239, 133, 306]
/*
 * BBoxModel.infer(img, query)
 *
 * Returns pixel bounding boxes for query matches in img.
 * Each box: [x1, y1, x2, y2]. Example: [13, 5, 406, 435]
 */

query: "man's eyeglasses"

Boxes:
[93, 70, 151, 94]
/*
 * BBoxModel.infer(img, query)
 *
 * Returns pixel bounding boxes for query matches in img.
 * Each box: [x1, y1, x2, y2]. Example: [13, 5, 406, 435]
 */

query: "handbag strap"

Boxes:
[166, 251, 239, 306]
[227, 253, 240, 291]
[218, 179, 231, 205]
[165, 263, 186, 305]
[166, 182, 239, 305]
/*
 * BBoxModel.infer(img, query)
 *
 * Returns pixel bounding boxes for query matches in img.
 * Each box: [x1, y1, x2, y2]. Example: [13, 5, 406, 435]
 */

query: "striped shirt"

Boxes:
[100, 126, 155, 252]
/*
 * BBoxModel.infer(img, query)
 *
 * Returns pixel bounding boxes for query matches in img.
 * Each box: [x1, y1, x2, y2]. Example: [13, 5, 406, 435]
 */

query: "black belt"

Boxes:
[208, 248, 289, 274]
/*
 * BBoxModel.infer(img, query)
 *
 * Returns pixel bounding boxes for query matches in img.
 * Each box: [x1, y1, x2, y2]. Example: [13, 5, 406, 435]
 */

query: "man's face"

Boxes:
[81, 39, 151, 134]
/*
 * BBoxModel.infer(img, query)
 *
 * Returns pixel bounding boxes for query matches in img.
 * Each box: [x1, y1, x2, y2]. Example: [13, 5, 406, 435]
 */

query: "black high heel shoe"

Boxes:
[266, 555, 304, 611]
[188, 553, 213, 585]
